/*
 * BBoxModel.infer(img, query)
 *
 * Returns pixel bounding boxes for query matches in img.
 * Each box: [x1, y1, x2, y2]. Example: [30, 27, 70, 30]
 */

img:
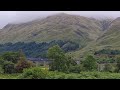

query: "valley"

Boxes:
[0, 12, 120, 79]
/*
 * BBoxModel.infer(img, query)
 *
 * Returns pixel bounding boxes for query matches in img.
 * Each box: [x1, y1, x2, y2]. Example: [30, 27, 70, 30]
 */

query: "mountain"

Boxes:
[1, 13, 119, 59]
[94, 17, 120, 49]
[0, 13, 102, 48]
[72, 17, 120, 59]
[70, 18, 114, 59]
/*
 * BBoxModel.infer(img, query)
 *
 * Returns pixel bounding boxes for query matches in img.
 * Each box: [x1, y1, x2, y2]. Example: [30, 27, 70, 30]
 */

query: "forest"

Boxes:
[94, 49, 120, 55]
[0, 40, 79, 58]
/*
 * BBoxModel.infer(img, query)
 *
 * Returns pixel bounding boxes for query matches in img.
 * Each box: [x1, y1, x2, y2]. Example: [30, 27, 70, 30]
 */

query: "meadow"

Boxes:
[1, 71, 120, 79]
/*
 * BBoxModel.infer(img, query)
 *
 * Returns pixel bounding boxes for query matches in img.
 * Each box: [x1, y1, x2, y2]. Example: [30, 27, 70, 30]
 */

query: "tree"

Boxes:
[1, 52, 19, 63]
[0, 50, 35, 73]
[3, 61, 15, 74]
[15, 60, 35, 73]
[1, 51, 22, 74]
[18, 49, 26, 61]
[65, 54, 77, 68]
[47, 45, 67, 72]
[82, 55, 97, 71]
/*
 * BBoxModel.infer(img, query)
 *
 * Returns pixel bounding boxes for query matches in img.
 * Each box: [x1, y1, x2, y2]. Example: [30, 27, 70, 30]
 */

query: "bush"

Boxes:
[3, 61, 15, 74]
[104, 63, 115, 72]
[69, 64, 83, 73]
[66, 75, 75, 79]
[46, 71, 67, 79]
[15, 60, 35, 73]
[20, 67, 49, 79]
[0, 57, 4, 65]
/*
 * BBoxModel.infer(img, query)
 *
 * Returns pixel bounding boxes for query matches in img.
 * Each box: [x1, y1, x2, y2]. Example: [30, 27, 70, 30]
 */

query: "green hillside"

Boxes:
[0, 13, 102, 47]
[94, 17, 120, 50]
[0, 13, 118, 59]
[70, 18, 116, 59]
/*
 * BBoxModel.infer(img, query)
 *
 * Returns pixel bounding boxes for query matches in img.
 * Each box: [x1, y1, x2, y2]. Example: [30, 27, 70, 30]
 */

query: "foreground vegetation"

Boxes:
[1, 71, 120, 79]
[1, 45, 120, 79]
[20, 71, 120, 79]
[0, 73, 18, 79]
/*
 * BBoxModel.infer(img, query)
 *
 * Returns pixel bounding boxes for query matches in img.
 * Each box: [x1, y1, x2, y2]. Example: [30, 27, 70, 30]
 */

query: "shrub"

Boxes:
[66, 75, 75, 79]
[3, 61, 15, 74]
[20, 67, 49, 79]
[104, 63, 115, 72]
[0, 57, 4, 65]
[69, 64, 83, 73]
[15, 60, 35, 73]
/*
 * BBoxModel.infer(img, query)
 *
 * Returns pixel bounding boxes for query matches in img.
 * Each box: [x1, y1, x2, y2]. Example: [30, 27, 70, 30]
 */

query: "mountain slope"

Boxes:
[1, 13, 119, 59]
[95, 17, 120, 49]
[0, 13, 102, 48]
[72, 17, 120, 59]
[70, 18, 114, 59]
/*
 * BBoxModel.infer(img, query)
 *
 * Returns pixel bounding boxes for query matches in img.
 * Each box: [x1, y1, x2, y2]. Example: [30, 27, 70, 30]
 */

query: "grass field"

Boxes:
[47, 71, 120, 79]
[1, 72, 120, 79]
[0, 74, 20, 79]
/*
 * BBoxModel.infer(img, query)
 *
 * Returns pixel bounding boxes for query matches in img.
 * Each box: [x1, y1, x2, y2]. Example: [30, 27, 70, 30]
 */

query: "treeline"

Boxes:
[0, 50, 35, 74]
[48, 45, 120, 73]
[0, 45, 98, 77]
[94, 49, 120, 63]
[0, 40, 79, 58]
[1, 45, 120, 79]
[94, 49, 120, 55]
[21, 45, 120, 79]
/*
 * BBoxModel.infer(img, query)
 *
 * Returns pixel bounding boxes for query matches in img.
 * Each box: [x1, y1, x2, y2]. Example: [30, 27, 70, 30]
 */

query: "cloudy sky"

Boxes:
[0, 11, 120, 29]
